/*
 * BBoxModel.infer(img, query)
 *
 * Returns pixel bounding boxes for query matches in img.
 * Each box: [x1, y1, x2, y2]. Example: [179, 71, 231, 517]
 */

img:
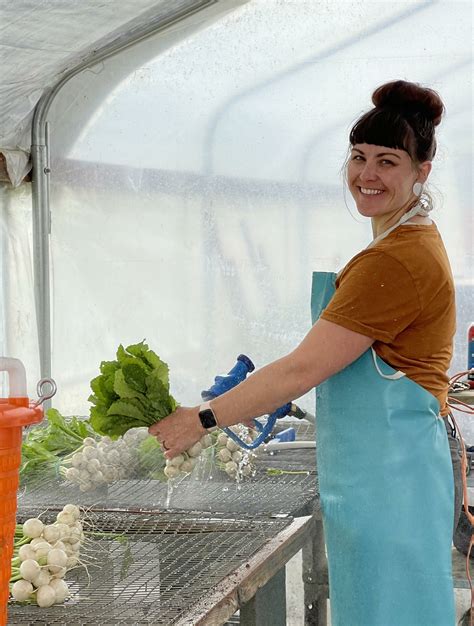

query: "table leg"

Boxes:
[240, 567, 286, 626]
[303, 513, 328, 625]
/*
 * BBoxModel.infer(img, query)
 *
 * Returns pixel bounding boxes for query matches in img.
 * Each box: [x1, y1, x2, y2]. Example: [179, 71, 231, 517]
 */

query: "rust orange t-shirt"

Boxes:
[321, 223, 456, 415]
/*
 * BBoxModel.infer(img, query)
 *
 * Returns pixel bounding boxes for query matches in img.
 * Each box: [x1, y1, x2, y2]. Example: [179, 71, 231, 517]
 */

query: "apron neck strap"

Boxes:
[367, 201, 431, 249]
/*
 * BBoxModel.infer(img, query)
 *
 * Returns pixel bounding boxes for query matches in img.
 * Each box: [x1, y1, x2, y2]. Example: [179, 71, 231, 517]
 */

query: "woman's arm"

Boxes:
[149, 319, 374, 457]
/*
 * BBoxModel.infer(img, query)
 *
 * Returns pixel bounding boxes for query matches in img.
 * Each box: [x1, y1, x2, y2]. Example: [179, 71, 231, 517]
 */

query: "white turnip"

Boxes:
[22, 518, 44, 539]
[19, 559, 41, 582]
[225, 461, 238, 476]
[226, 439, 239, 453]
[218, 448, 232, 463]
[82, 445, 97, 460]
[34, 542, 52, 559]
[47, 548, 68, 574]
[42, 524, 61, 543]
[18, 544, 36, 562]
[11, 579, 33, 602]
[187, 442, 202, 458]
[36, 584, 56, 608]
[180, 459, 195, 473]
[168, 454, 184, 467]
[62, 503, 80, 520]
[71, 452, 84, 468]
[200, 434, 213, 448]
[49, 578, 70, 603]
[56, 511, 75, 526]
[232, 450, 243, 463]
[217, 432, 228, 446]
[31, 569, 51, 588]
[164, 465, 180, 479]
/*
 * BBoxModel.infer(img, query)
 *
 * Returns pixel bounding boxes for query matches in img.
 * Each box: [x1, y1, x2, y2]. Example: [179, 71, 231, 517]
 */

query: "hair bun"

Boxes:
[372, 80, 444, 126]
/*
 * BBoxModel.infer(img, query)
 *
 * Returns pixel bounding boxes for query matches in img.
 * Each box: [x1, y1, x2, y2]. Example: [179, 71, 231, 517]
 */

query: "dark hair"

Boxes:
[349, 80, 444, 163]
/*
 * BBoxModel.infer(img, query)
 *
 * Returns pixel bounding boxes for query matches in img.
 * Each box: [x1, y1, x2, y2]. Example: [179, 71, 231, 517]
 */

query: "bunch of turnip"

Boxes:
[163, 427, 258, 480]
[59, 428, 149, 492]
[163, 434, 213, 479]
[10, 504, 84, 607]
[215, 427, 257, 479]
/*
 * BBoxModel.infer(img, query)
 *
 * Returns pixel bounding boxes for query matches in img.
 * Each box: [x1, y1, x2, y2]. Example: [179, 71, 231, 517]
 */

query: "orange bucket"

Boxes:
[0, 359, 45, 626]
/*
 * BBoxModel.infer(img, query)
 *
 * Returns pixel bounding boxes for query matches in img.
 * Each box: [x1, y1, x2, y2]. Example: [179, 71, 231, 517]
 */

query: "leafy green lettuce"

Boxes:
[89, 341, 178, 438]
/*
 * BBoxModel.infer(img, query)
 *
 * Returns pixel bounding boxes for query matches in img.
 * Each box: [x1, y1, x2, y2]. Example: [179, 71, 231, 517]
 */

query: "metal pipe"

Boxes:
[260, 441, 316, 453]
[31, 122, 51, 386]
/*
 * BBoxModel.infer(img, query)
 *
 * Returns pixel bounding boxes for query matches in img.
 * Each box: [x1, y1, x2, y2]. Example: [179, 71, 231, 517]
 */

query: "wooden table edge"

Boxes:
[174, 515, 316, 626]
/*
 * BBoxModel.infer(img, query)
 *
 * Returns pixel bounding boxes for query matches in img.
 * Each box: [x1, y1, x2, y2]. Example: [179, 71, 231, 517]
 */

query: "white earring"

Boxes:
[413, 182, 423, 197]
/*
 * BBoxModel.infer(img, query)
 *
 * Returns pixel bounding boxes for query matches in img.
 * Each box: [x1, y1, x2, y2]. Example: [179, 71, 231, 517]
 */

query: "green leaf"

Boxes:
[140, 348, 169, 386]
[69, 416, 95, 439]
[116, 344, 129, 364]
[121, 359, 148, 393]
[124, 341, 149, 359]
[91, 405, 139, 439]
[107, 400, 147, 422]
[113, 369, 143, 400]
[89, 405, 111, 437]
[90, 374, 115, 405]
[100, 360, 120, 377]
[45, 408, 66, 428]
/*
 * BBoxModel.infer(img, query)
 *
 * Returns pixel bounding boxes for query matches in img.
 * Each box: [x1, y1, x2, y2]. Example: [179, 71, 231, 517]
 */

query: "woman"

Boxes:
[150, 80, 458, 626]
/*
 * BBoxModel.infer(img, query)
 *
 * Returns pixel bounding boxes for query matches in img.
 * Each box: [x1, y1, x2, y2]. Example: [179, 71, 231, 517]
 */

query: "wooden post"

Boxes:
[240, 567, 286, 626]
[303, 510, 328, 625]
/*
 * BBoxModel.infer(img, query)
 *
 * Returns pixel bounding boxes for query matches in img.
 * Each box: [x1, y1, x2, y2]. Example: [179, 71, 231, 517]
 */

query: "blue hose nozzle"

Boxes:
[201, 355, 291, 450]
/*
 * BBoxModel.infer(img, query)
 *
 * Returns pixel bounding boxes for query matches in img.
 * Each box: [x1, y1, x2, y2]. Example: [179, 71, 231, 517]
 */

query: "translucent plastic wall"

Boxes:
[0, 184, 39, 395]
[38, 1, 472, 421]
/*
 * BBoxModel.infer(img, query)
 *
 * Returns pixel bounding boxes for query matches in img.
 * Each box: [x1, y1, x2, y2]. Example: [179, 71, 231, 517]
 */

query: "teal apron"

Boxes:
[312, 271, 455, 626]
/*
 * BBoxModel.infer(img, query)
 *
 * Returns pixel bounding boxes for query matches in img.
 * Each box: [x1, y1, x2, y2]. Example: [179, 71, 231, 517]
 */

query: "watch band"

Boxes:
[199, 401, 219, 432]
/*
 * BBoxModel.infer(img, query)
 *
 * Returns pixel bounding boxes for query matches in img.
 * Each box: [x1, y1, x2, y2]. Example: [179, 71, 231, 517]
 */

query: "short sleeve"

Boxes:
[320, 250, 421, 343]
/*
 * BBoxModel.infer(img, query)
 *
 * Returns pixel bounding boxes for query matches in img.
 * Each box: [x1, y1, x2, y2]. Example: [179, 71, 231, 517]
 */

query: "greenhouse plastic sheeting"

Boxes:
[0, 0, 245, 186]
[0, 1, 472, 433]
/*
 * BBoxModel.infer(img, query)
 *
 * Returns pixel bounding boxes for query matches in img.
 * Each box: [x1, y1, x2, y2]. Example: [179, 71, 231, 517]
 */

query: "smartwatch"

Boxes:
[199, 401, 219, 432]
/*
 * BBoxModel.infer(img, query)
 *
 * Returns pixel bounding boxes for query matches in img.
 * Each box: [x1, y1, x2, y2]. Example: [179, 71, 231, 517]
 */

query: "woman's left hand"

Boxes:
[148, 406, 205, 459]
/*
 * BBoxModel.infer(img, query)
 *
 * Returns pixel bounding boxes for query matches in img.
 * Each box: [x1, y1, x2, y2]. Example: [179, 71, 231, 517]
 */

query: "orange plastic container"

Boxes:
[0, 366, 44, 626]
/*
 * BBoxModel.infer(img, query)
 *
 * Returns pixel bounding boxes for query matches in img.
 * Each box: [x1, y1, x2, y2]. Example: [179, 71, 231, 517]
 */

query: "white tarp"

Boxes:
[0, 0, 234, 186]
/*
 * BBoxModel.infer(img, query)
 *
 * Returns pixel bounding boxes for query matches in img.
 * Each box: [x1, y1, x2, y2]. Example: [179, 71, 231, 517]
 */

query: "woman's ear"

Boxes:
[418, 160, 432, 184]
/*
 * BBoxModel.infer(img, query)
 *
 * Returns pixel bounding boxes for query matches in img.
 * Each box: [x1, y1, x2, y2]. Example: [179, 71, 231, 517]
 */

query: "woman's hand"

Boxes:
[148, 406, 205, 459]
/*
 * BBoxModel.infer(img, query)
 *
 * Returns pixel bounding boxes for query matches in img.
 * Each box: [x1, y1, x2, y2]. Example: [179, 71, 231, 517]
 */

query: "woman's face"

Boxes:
[347, 143, 429, 218]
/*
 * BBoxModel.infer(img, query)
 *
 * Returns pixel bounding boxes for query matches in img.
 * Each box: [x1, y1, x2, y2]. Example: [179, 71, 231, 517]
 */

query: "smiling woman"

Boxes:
[150, 80, 458, 626]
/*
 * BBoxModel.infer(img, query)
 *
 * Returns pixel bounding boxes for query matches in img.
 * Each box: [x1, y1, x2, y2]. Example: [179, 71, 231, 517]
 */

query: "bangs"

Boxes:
[349, 109, 416, 158]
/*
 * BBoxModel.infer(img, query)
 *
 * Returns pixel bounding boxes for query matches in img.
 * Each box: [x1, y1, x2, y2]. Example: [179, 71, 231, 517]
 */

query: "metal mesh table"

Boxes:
[8, 510, 294, 625]
[10, 420, 322, 625]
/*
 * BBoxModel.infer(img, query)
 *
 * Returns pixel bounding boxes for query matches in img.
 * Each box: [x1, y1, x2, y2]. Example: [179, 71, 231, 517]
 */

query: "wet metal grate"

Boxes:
[8, 510, 291, 625]
[19, 463, 318, 517]
[18, 420, 318, 517]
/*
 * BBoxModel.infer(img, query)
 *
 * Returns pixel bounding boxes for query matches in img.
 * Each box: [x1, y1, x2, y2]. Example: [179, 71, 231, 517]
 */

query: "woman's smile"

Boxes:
[358, 187, 385, 195]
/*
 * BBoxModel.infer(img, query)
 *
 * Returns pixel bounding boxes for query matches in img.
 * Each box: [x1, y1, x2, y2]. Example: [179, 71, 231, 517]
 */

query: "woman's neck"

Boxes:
[371, 198, 419, 238]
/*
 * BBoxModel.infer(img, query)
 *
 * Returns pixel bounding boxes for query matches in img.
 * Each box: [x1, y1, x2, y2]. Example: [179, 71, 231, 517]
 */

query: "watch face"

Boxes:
[199, 408, 217, 429]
